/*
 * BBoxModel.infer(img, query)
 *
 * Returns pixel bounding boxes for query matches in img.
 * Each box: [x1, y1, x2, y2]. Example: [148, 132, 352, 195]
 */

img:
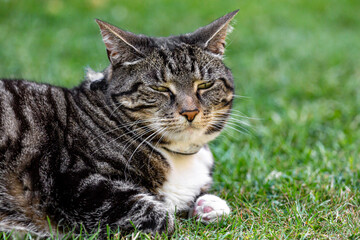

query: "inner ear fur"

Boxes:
[95, 19, 146, 66]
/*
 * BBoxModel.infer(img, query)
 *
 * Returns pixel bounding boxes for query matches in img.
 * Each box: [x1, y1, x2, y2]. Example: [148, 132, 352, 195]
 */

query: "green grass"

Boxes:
[1, 0, 360, 239]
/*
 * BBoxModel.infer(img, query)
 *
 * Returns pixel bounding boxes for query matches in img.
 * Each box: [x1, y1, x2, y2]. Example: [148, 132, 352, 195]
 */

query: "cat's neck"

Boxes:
[162, 145, 202, 155]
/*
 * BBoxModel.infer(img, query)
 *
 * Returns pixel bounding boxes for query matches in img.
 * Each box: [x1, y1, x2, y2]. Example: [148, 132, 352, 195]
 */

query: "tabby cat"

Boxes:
[0, 10, 238, 237]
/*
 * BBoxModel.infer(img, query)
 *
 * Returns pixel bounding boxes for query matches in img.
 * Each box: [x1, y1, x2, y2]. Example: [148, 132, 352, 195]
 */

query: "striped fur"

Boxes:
[0, 10, 238, 237]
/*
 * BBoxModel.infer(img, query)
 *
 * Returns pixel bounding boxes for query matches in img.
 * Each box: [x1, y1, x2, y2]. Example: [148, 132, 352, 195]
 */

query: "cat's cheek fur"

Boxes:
[157, 146, 214, 213]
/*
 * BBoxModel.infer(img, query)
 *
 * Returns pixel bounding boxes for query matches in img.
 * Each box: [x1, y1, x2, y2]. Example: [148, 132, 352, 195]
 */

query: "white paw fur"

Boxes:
[192, 194, 230, 224]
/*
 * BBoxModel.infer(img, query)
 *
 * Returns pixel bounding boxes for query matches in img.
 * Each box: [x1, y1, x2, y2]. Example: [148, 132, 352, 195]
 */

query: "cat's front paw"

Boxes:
[192, 194, 230, 224]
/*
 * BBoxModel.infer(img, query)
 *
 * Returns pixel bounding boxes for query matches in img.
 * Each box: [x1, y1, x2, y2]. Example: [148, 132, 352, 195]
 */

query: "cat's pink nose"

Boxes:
[180, 109, 199, 122]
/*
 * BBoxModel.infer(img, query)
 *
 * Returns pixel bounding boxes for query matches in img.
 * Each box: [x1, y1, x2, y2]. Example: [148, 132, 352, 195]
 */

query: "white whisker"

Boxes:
[91, 121, 159, 155]
[128, 127, 166, 162]
[232, 94, 250, 99]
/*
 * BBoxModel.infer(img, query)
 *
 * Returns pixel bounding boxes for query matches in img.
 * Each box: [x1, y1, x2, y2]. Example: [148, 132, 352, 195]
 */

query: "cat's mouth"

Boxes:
[145, 113, 224, 152]
[184, 124, 199, 131]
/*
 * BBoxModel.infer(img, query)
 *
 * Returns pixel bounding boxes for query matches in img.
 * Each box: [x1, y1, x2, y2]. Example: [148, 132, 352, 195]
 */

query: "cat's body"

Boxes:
[0, 10, 238, 237]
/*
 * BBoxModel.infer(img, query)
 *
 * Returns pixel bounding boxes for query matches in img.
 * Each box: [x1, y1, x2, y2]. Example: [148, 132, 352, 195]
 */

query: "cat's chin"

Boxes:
[182, 126, 200, 133]
[159, 127, 220, 155]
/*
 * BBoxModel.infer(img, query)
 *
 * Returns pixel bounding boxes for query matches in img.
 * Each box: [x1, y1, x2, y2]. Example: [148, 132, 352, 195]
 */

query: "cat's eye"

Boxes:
[151, 86, 170, 92]
[197, 81, 214, 90]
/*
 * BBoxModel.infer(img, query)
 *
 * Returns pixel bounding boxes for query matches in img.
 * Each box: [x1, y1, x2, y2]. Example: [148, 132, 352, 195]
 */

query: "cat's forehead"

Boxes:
[143, 42, 223, 81]
[152, 41, 202, 61]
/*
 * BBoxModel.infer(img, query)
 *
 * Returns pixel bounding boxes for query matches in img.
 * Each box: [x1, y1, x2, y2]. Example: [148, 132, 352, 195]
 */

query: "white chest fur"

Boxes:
[157, 147, 214, 213]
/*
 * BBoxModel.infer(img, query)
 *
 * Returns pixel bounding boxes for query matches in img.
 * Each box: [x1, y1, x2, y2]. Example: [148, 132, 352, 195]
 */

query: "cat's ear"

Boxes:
[95, 19, 146, 66]
[186, 10, 239, 56]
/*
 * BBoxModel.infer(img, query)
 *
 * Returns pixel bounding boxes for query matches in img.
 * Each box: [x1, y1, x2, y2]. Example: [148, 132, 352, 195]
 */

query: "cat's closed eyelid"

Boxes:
[150, 84, 176, 94]
[196, 81, 215, 91]
[150, 85, 169, 92]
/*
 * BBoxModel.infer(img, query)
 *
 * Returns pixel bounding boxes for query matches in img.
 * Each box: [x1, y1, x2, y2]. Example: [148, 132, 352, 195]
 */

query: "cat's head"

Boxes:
[92, 10, 238, 154]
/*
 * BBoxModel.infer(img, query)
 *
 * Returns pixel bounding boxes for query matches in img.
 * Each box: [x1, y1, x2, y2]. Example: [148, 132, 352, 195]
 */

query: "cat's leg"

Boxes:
[190, 194, 231, 224]
[53, 173, 174, 235]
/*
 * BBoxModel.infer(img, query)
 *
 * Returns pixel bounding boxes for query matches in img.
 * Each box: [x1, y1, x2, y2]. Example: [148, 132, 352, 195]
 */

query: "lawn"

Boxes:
[1, 0, 360, 239]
